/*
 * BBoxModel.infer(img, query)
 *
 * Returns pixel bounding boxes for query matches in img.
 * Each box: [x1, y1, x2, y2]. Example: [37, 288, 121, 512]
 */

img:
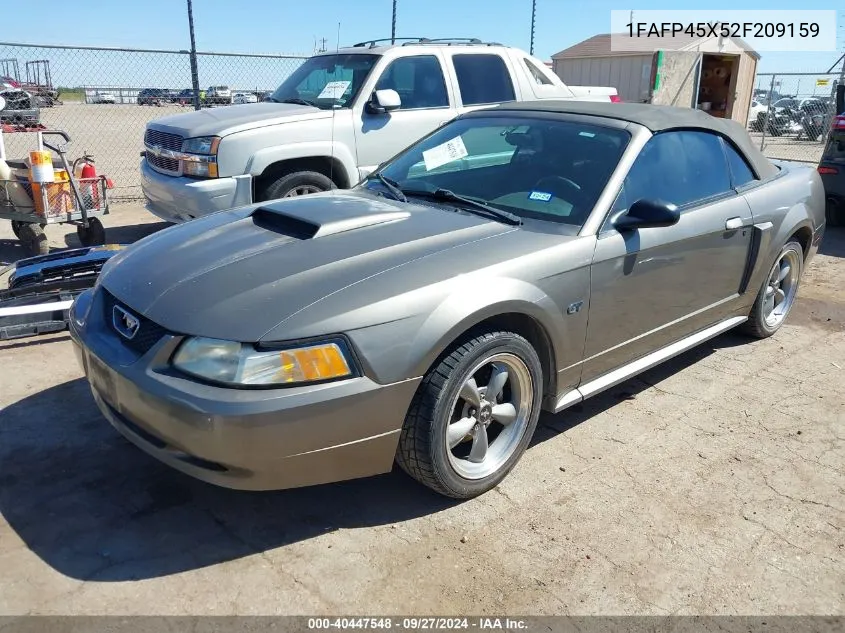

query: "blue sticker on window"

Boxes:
[528, 191, 552, 202]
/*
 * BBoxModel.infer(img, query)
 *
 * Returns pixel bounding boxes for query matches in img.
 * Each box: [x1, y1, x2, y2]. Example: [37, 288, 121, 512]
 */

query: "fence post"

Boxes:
[186, 0, 202, 110]
[759, 74, 775, 151]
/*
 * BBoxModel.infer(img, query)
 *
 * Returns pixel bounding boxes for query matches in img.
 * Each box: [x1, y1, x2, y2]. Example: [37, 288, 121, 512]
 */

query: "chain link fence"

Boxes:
[748, 72, 842, 165]
[0, 42, 306, 202]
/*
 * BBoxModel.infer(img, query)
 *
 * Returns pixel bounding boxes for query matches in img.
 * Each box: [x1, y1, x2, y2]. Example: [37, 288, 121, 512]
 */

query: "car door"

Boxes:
[353, 53, 456, 178]
[580, 130, 755, 385]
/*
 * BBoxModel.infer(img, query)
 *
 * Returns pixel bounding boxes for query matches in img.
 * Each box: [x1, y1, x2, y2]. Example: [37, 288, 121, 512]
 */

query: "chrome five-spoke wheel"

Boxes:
[763, 247, 800, 329]
[396, 331, 543, 499]
[446, 354, 533, 479]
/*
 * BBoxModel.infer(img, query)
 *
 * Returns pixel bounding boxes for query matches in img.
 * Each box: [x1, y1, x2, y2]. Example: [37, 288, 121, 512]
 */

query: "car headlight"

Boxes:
[171, 336, 355, 387]
[180, 136, 220, 178]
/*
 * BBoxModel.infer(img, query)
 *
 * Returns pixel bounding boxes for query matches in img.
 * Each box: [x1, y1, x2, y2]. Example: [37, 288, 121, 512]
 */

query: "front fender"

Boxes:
[245, 142, 358, 185]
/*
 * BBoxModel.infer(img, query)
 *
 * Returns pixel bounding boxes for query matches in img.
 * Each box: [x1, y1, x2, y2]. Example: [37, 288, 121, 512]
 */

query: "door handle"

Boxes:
[725, 217, 744, 230]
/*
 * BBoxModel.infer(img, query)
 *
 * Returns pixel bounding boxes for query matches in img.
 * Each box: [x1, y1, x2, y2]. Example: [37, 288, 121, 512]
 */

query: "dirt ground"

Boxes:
[0, 206, 843, 616]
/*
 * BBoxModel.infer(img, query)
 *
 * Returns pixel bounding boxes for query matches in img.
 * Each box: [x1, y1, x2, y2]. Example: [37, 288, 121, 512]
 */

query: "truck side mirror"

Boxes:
[367, 89, 401, 114]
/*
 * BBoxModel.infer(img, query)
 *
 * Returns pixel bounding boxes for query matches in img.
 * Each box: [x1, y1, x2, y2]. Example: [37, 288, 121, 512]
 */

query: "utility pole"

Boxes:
[391, 0, 397, 44]
[530, 0, 536, 55]
[186, 0, 201, 111]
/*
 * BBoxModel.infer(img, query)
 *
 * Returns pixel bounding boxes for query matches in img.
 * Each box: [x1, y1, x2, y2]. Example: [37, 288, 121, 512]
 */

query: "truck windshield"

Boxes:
[269, 54, 379, 109]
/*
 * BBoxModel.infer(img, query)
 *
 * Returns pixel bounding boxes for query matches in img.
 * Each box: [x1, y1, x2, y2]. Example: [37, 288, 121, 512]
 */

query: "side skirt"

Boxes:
[553, 316, 747, 413]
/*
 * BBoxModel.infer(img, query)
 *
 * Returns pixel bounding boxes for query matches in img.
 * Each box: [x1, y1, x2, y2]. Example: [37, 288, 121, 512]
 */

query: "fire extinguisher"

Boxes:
[73, 154, 98, 210]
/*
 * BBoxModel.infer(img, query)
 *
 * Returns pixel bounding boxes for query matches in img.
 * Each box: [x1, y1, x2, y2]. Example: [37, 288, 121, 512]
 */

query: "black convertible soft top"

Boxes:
[489, 100, 778, 180]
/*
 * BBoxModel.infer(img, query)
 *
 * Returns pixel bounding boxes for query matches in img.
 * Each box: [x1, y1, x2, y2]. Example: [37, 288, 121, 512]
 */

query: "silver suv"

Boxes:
[140, 38, 619, 223]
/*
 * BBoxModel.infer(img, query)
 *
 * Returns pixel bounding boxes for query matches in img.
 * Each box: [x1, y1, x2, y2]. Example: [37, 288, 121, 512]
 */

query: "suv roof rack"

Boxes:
[350, 37, 501, 49]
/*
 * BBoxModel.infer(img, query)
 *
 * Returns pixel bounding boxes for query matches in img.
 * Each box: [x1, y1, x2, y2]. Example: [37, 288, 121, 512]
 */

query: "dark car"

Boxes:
[174, 89, 198, 105]
[137, 88, 168, 106]
[819, 114, 845, 226]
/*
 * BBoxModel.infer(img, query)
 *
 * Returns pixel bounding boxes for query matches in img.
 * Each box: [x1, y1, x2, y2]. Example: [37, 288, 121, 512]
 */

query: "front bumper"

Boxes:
[69, 289, 421, 491]
[140, 158, 253, 224]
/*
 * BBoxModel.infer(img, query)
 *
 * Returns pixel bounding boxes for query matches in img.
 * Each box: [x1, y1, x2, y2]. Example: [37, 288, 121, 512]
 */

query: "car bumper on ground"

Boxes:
[140, 158, 253, 224]
[69, 289, 421, 491]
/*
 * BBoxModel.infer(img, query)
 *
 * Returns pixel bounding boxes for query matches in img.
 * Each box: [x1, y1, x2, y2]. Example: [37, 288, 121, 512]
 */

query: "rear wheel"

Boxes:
[826, 197, 845, 227]
[742, 240, 803, 339]
[396, 331, 543, 499]
[262, 171, 335, 201]
[17, 222, 49, 257]
[77, 217, 106, 246]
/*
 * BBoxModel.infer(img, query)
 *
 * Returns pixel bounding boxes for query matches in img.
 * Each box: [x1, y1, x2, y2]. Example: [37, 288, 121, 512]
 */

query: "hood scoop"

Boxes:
[251, 200, 410, 239]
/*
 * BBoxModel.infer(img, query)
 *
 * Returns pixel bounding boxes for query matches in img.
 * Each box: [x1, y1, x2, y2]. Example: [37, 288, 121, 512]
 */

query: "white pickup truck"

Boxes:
[141, 38, 620, 222]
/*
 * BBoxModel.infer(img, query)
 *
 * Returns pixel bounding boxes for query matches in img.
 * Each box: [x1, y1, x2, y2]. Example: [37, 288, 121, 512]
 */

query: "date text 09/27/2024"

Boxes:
[307, 618, 528, 630]
[626, 21, 820, 39]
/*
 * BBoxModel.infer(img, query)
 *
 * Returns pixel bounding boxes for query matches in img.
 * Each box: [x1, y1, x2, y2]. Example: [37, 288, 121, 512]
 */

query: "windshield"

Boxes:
[363, 116, 630, 227]
[823, 129, 845, 163]
[269, 53, 379, 109]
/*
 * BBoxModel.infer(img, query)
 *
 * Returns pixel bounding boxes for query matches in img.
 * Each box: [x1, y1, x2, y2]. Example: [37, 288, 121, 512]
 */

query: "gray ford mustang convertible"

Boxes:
[70, 101, 826, 498]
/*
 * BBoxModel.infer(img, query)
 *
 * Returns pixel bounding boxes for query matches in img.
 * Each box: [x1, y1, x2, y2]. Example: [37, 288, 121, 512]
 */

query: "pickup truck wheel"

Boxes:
[395, 331, 543, 499]
[742, 240, 803, 339]
[263, 171, 334, 201]
[17, 223, 49, 257]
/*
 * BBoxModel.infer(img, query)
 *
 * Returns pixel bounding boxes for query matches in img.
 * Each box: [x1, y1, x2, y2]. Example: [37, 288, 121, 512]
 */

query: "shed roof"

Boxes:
[552, 32, 760, 61]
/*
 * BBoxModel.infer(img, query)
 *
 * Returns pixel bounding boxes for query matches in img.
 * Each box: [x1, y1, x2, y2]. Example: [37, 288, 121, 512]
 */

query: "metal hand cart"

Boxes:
[0, 130, 110, 257]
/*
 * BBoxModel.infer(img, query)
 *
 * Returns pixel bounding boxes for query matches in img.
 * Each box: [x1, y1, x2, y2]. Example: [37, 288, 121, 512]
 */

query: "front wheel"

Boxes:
[262, 171, 335, 201]
[396, 331, 543, 499]
[742, 240, 803, 339]
[17, 222, 49, 257]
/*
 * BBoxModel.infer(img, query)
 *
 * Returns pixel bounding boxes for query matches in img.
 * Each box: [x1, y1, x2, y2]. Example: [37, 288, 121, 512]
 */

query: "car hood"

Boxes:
[100, 191, 516, 342]
[146, 102, 331, 138]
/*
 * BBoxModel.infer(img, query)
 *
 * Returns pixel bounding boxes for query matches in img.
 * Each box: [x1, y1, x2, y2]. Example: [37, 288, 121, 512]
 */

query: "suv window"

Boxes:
[613, 131, 732, 212]
[523, 58, 553, 85]
[375, 55, 448, 109]
[723, 141, 757, 187]
[452, 54, 516, 106]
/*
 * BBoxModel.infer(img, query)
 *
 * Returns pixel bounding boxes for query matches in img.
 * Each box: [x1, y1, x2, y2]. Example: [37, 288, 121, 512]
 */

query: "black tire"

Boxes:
[76, 217, 106, 246]
[741, 240, 803, 339]
[395, 331, 544, 499]
[826, 198, 845, 227]
[262, 171, 335, 201]
[17, 222, 49, 257]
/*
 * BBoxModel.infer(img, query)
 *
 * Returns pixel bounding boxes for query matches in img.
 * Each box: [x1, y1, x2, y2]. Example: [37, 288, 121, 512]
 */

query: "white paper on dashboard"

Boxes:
[422, 136, 469, 171]
[318, 81, 351, 99]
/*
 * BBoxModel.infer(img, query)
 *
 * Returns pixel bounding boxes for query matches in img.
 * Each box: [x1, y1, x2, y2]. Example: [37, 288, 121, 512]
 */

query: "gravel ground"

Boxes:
[0, 207, 843, 616]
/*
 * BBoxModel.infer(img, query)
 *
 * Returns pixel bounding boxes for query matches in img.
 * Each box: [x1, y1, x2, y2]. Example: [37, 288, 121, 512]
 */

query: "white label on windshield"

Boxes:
[422, 136, 468, 172]
[318, 80, 351, 100]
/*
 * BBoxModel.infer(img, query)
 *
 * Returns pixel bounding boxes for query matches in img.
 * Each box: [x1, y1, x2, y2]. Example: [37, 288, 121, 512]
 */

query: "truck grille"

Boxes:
[144, 129, 183, 174]
[102, 289, 169, 356]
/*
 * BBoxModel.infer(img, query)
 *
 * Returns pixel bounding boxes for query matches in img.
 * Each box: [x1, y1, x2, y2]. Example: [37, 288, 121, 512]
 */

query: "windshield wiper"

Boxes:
[367, 173, 407, 202]
[404, 188, 521, 225]
[280, 97, 316, 107]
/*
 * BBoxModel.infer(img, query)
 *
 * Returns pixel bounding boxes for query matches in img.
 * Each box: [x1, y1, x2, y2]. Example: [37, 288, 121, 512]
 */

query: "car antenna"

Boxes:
[329, 21, 340, 190]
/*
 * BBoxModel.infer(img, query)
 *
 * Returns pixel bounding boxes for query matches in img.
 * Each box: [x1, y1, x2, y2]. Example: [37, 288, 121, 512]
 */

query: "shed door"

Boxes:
[649, 50, 703, 108]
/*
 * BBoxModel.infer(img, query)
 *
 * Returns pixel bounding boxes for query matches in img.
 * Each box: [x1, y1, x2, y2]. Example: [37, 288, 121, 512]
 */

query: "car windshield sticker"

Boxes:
[528, 191, 553, 202]
[318, 80, 351, 100]
[422, 136, 469, 172]
[579, 131, 596, 138]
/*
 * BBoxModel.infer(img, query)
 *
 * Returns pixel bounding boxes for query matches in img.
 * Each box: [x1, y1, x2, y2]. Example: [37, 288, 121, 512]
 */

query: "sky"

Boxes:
[2, 0, 844, 89]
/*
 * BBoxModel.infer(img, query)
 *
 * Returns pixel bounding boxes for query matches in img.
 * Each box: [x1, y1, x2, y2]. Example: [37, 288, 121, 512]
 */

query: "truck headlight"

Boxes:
[180, 136, 220, 178]
[181, 136, 220, 155]
[171, 337, 355, 387]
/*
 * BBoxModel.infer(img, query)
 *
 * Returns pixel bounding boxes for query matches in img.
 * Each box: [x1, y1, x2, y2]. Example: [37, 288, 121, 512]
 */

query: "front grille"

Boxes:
[144, 129, 183, 151]
[101, 289, 168, 356]
[144, 129, 183, 174]
[147, 154, 180, 172]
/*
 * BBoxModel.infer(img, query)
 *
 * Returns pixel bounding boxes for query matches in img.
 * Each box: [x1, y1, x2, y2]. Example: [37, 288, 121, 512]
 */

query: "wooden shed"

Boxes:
[551, 31, 760, 126]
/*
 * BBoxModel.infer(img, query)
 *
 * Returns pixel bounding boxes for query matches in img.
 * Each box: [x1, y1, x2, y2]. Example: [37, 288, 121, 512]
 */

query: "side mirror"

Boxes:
[366, 89, 401, 114]
[612, 199, 680, 231]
